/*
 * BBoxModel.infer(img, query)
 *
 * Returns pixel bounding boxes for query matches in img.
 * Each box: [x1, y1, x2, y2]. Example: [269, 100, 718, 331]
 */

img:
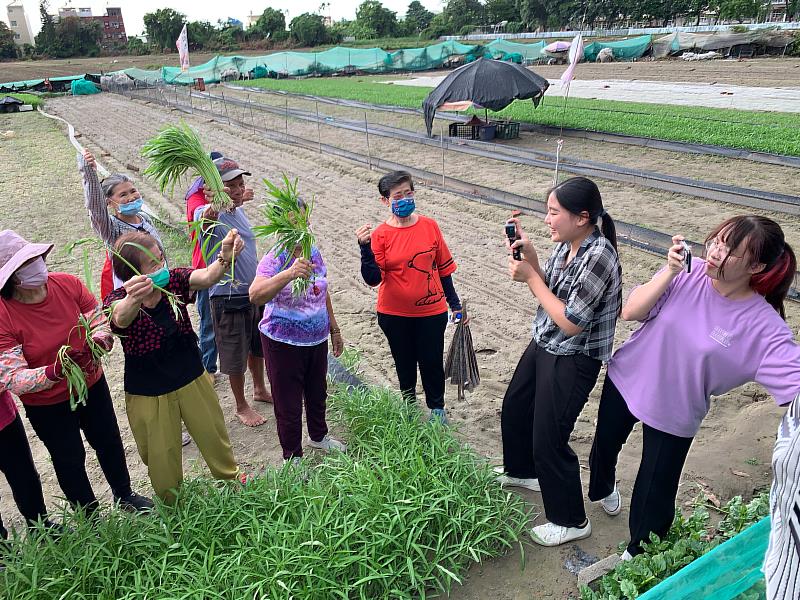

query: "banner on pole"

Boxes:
[559, 33, 584, 91]
[176, 24, 189, 72]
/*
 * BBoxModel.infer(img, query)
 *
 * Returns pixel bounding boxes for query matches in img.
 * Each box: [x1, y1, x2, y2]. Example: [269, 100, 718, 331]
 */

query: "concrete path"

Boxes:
[385, 75, 800, 112]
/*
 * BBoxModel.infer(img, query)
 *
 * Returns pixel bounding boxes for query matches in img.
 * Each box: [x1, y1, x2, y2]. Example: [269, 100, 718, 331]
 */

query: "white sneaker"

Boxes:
[600, 486, 622, 516]
[620, 550, 634, 561]
[493, 465, 540, 492]
[530, 520, 592, 547]
[309, 435, 347, 453]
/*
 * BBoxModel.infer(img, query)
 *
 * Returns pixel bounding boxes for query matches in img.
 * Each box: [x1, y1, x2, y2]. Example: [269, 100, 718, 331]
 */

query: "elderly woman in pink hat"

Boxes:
[0, 229, 152, 516]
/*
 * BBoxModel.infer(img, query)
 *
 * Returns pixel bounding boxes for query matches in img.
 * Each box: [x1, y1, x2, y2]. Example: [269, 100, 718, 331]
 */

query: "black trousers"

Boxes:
[0, 414, 48, 539]
[501, 340, 601, 528]
[588, 377, 694, 555]
[24, 375, 133, 512]
[377, 312, 448, 410]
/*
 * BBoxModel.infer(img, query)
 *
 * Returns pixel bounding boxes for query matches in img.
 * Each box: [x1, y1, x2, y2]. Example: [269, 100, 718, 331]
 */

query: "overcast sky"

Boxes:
[4, 1, 445, 38]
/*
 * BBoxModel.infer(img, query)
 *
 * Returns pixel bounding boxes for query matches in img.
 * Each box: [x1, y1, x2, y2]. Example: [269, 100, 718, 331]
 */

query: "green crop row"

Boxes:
[2, 93, 44, 108]
[0, 385, 530, 599]
[581, 493, 770, 600]
[240, 77, 800, 156]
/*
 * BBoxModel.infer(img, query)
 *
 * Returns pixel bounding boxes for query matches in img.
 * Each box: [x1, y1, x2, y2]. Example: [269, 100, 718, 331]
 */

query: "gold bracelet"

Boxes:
[217, 255, 231, 268]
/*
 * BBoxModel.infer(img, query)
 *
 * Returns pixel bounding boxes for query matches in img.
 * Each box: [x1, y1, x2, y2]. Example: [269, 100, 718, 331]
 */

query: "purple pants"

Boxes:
[261, 334, 329, 459]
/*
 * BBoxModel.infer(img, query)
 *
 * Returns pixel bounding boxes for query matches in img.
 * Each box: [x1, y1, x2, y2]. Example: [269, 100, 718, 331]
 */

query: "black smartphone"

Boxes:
[505, 222, 521, 260]
[681, 241, 692, 274]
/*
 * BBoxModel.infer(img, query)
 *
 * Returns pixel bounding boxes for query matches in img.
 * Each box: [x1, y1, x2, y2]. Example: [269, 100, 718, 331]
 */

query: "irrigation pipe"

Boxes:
[206, 89, 800, 215]
[224, 84, 800, 169]
[113, 83, 800, 301]
[36, 106, 185, 236]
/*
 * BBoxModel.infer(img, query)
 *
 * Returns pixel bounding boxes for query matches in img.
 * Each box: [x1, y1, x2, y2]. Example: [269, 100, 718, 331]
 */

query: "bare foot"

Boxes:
[254, 388, 273, 404]
[236, 406, 266, 427]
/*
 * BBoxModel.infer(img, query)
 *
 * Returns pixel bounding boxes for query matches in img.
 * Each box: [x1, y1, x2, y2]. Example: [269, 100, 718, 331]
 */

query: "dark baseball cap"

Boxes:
[213, 156, 251, 182]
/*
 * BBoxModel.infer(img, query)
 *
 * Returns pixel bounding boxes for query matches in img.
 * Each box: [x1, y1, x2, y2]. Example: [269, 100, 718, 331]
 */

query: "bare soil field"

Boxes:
[1, 97, 797, 598]
[214, 85, 800, 250]
[223, 83, 800, 197]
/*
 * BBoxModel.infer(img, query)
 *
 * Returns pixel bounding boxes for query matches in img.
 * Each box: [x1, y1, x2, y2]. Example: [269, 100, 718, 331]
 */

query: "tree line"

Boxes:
[1, 0, 798, 60]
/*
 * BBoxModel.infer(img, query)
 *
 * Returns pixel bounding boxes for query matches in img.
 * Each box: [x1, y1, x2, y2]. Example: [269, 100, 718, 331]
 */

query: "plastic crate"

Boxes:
[448, 122, 497, 141]
[494, 121, 520, 140]
[448, 122, 480, 140]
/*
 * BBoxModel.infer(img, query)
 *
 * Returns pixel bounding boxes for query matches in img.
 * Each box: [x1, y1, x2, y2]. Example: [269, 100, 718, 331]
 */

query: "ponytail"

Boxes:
[751, 243, 796, 320]
[598, 211, 618, 254]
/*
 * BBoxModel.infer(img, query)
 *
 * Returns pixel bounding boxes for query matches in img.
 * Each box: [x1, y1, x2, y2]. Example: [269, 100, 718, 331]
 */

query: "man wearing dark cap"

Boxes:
[194, 157, 272, 427]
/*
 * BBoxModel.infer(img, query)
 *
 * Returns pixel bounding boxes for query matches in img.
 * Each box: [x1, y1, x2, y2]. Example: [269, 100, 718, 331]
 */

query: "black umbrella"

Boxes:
[423, 57, 549, 136]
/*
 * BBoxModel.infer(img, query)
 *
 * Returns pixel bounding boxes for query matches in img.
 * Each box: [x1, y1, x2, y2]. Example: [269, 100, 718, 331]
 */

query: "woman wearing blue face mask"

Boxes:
[79, 150, 164, 300]
[355, 171, 462, 425]
[105, 230, 245, 502]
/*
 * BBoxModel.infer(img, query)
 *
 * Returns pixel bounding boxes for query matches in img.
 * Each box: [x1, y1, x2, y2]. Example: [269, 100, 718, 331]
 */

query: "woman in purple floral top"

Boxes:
[249, 244, 346, 464]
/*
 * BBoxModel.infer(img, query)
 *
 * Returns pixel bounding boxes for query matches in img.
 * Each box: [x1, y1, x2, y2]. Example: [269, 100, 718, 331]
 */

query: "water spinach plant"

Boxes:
[0, 385, 530, 599]
[253, 174, 316, 297]
[141, 121, 232, 210]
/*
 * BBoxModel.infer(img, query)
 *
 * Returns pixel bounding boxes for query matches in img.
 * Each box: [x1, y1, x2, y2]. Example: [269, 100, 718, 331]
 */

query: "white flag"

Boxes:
[559, 33, 584, 92]
[176, 24, 189, 73]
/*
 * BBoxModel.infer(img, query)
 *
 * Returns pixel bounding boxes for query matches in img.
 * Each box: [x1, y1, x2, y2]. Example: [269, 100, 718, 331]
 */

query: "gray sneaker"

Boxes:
[600, 486, 622, 516]
[309, 435, 347, 453]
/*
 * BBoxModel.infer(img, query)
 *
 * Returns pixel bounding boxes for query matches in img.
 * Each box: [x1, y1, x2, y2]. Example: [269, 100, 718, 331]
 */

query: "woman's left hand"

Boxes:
[508, 255, 537, 284]
[220, 229, 244, 261]
[91, 332, 114, 353]
[330, 330, 344, 357]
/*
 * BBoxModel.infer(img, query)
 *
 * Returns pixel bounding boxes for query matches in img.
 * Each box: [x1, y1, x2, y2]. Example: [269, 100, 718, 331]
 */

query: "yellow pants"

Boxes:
[126, 374, 238, 503]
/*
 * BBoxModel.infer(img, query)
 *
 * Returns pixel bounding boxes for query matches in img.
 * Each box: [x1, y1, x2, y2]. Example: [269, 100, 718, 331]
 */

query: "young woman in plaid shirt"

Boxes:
[497, 177, 622, 547]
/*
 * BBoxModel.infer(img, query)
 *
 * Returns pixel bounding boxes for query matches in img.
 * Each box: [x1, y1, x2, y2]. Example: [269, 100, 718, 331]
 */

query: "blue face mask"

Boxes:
[391, 196, 416, 218]
[118, 198, 143, 216]
[147, 266, 169, 288]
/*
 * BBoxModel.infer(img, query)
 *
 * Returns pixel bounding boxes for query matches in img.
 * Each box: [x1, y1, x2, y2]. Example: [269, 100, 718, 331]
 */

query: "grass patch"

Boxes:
[1, 93, 44, 108]
[0, 385, 529, 599]
[240, 77, 800, 156]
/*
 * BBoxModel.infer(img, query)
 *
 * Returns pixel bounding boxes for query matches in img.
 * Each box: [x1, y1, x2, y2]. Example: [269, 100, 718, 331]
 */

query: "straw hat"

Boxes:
[0, 230, 53, 290]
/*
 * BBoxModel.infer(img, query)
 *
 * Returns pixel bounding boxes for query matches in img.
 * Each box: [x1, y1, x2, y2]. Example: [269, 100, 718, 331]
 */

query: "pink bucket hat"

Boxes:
[0, 230, 54, 290]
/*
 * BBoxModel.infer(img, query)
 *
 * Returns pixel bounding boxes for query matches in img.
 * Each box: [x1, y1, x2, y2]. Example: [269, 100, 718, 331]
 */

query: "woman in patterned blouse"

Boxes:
[105, 229, 244, 502]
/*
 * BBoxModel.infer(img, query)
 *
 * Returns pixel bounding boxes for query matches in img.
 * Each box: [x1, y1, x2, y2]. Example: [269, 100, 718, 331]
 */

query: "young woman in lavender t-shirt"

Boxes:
[588, 215, 800, 559]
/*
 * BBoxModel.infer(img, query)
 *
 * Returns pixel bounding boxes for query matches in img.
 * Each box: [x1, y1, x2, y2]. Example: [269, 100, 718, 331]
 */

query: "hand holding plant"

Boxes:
[82, 149, 96, 170]
[287, 257, 313, 282]
[123, 275, 155, 303]
[220, 228, 243, 262]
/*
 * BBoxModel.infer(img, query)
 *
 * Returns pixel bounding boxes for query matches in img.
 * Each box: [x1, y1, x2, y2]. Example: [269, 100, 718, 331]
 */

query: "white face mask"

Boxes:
[15, 257, 48, 289]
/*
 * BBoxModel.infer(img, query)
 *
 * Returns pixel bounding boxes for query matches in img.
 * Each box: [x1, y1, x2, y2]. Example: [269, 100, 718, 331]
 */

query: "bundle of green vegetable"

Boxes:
[56, 344, 89, 411]
[141, 121, 232, 210]
[253, 174, 316, 297]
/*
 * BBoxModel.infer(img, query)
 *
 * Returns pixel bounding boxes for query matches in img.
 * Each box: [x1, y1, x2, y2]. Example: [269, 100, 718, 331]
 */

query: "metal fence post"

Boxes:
[188, 87, 193, 114]
[440, 126, 446, 188]
[284, 97, 289, 139]
[365, 113, 372, 171]
[248, 95, 256, 134]
[221, 91, 231, 125]
[315, 101, 322, 154]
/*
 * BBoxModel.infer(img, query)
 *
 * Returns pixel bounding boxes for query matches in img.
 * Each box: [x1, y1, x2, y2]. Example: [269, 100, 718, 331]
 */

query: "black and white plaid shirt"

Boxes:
[532, 229, 621, 361]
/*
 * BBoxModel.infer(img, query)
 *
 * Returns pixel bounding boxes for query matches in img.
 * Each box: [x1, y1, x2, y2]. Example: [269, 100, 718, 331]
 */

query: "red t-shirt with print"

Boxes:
[371, 215, 457, 317]
[0, 273, 102, 406]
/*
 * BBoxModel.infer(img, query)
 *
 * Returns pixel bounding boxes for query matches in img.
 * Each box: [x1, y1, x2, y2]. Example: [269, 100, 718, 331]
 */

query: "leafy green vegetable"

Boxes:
[141, 121, 232, 209]
[252, 174, 316, 297]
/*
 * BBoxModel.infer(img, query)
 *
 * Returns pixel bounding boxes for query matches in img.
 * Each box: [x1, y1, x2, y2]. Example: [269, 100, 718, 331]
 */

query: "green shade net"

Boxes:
[485, 39, 546, 62]
[638, 517, 770, 600]
[70, 78, 101, 95]
[584, 34, 652, 62]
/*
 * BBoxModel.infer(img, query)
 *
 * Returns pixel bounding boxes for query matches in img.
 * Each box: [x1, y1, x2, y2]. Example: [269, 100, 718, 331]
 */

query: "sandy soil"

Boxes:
[1, 98, 797, 598]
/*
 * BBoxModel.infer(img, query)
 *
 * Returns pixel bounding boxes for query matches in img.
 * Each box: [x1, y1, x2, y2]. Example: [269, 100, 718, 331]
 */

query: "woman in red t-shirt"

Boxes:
[0, 229, 152, 516]
[356, 171, 463, 424]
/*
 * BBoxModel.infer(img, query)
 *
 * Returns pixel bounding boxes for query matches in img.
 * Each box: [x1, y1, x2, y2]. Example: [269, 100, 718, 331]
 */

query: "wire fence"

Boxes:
[105, 79, 800, 300]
